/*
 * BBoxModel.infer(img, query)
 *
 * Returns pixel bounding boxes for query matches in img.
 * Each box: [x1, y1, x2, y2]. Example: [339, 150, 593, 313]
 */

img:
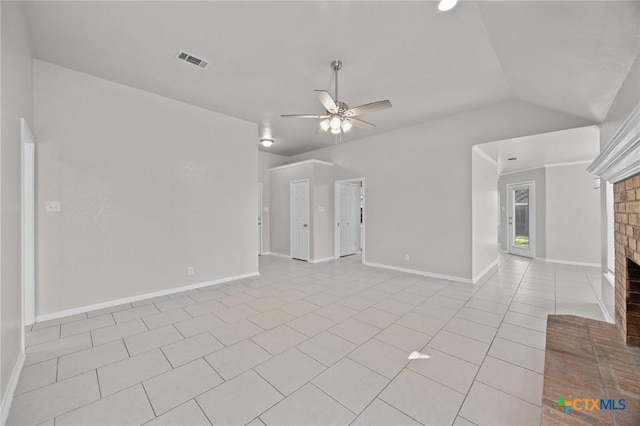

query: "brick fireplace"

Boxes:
[614, 173, 640, 347]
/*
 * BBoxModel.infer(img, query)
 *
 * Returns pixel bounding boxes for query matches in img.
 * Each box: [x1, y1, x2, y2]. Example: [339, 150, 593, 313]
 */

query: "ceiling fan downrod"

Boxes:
[331, 60, 342, 103]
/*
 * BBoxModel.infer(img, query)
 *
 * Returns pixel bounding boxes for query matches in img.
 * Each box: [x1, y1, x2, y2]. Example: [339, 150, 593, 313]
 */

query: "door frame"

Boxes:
[507, 181, 536, 258]
[21, 118, 36, 341]
[258, 183, 263, 256]
[334, 178, 366, 262]
[290, 179, 310, 261]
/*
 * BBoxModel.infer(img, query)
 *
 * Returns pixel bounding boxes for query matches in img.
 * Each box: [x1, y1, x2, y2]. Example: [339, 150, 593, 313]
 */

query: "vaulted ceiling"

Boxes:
[24, 1, 640, 156]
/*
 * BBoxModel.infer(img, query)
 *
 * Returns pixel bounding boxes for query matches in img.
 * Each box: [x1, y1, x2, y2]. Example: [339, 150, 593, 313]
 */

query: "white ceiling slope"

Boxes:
[23, 1, 640, 156]
[478, 126, 601, 175]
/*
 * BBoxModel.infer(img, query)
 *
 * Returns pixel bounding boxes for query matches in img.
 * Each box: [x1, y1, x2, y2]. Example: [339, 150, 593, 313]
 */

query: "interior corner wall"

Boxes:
[269, 163, 314, 258]
[472, 149, 498, 279]
[258, 151, 288, 254]
[599, 54, 640, 320]
[545, 164, 601, 265]
[312, 163, 334, 260]
[499, 168, 547, 258]
[33, 60, 258, 317]
[1, 1, 33, 404]
[286, 100, 592, 281]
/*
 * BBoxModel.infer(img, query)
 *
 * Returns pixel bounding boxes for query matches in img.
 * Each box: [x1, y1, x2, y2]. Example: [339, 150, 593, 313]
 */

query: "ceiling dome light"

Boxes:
[331, 127, 341, 135]
[437, 0, 458, 12]
[329, 116, 342, 130]
[320, 119, 330, 132]
[341, 120, 352, 132]
[260, 138, 274, 147]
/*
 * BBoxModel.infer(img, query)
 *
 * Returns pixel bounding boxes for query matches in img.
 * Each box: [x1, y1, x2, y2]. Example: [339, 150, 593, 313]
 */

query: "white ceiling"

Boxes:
[23, 1, 640, 156]
[478, 126, 601, 175]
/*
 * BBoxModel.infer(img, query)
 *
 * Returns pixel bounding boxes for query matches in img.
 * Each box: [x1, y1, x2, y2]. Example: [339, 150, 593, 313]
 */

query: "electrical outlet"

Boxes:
[404, 254, 410, 261]
[46, 201, 61, 212]
[187, 267, 194, 276]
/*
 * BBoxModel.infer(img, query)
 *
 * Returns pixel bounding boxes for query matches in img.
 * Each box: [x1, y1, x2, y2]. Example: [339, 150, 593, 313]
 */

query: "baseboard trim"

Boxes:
[0, 351, 26, 426]
[473, 259, 499, 285]
[35, 272, 260, 323]
[363, 261, 472, 284]
[536, 257, 601, 268]
[598, 298, 615, 324]
[310, 257, 334, 264]
[266, 253, 292, 259]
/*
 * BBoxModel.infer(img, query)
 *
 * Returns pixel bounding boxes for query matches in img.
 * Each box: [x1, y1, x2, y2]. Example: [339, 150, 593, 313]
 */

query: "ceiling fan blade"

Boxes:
[346, 100, 392, 117]
[315, 90, 338, 114]
[281, 114, 330, 119]
[348, 118, 376, 129]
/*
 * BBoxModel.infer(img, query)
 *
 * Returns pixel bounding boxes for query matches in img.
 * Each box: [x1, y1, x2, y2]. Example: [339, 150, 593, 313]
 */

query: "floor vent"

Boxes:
[176, 50, 209, 69]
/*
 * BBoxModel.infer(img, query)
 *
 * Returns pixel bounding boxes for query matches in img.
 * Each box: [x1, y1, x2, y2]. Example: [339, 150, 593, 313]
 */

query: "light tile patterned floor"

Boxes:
[8, 253, 605, 425]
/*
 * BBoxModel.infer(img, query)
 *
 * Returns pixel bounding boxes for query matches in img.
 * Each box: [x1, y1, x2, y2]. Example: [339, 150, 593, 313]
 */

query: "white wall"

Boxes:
[269, 163, 314, 257]
[472, 147, 498, 280]
[312, 163, 334, 261]
[1, 1, 33, 410]
[288, 100, 592, 281]
[599, 54, 640, 320]
[258, 151, 288, 254]
[545, 164, 601, 265]
[34, 60, 258, 317]
[499, 168, 546, 258]
[268, 161, 333, 261]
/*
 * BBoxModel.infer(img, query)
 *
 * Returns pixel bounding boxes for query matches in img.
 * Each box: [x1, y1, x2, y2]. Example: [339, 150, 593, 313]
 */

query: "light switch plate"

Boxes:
[46, 201, 61, 212]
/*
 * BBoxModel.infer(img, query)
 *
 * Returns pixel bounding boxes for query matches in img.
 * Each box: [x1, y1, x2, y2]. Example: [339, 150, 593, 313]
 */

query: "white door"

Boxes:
[508, 182, 535, 258]
[21, 118, 36, 327]
[339, 183, 358, 256]
[291, 180, 309, 261]
[258, 183, 263, 255]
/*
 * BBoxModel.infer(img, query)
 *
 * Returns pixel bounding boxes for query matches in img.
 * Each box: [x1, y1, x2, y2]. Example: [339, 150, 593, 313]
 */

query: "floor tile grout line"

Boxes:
[192, 398, 215, 426]
[453, 257, 534, 422]
[18, 255, 554, 426]
[473, 376, 543, 408]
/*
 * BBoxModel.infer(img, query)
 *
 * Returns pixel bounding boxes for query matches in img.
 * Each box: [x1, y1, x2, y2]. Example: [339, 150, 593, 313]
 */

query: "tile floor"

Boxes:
[8, 253, 605, 426]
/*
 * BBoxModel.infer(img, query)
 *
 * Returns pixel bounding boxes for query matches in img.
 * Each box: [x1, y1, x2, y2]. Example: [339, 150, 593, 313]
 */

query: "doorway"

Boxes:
[258, 183, 263, 256]
[21, 118, 36, 334]
[290, 180, 310, 261]
[334, 178, 365, 261]
[507, 181, 535, 258]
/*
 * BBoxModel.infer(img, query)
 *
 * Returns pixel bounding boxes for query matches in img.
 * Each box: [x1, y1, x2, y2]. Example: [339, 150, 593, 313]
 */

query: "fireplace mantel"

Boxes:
[588, 103, 640, 183]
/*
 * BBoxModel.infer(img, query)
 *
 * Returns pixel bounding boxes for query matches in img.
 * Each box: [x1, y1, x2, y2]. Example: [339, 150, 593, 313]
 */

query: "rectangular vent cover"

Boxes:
[176, 50, 209, 69]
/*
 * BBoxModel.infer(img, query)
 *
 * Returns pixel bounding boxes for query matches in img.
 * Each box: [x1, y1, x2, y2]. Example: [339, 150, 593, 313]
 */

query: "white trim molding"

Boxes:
[363, 261, 473, 284]
[269, 159, 333, 171]
[472, 145, 498, 166]
[473, 258, 499, 284]
[587, 102, 640, 183]
[535, 257, 601, 268]
[545, 160, 593, 169]
[0, 351, 26, 426]
[35, 272, 259, 323]
[267, 252, 292, 259]
[598, 298, 615, 324]
[310, 257, 334, 264]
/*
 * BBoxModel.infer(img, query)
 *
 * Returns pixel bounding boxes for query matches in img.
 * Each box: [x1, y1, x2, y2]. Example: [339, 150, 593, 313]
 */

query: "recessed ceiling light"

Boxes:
[260, 139, 274, 147]
[508, 157, 517, 161]
[437, 0, 458, 12]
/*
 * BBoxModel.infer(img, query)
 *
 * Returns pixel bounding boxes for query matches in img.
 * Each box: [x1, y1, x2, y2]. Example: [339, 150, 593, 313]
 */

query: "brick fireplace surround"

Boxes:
[614, 173, 640, 347]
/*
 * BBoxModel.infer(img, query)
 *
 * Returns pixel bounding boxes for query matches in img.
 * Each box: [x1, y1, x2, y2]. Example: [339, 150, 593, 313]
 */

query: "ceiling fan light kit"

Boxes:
[281, 59, 392, 136]
[437, 0, 458, 12]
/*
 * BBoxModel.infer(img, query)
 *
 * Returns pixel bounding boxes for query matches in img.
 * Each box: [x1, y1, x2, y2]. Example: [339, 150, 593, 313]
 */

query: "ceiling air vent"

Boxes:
[176, 50, 209, 69]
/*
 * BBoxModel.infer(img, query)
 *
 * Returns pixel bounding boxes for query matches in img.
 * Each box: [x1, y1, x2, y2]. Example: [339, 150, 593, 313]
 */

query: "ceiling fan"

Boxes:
[281, 60, 392, 135]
